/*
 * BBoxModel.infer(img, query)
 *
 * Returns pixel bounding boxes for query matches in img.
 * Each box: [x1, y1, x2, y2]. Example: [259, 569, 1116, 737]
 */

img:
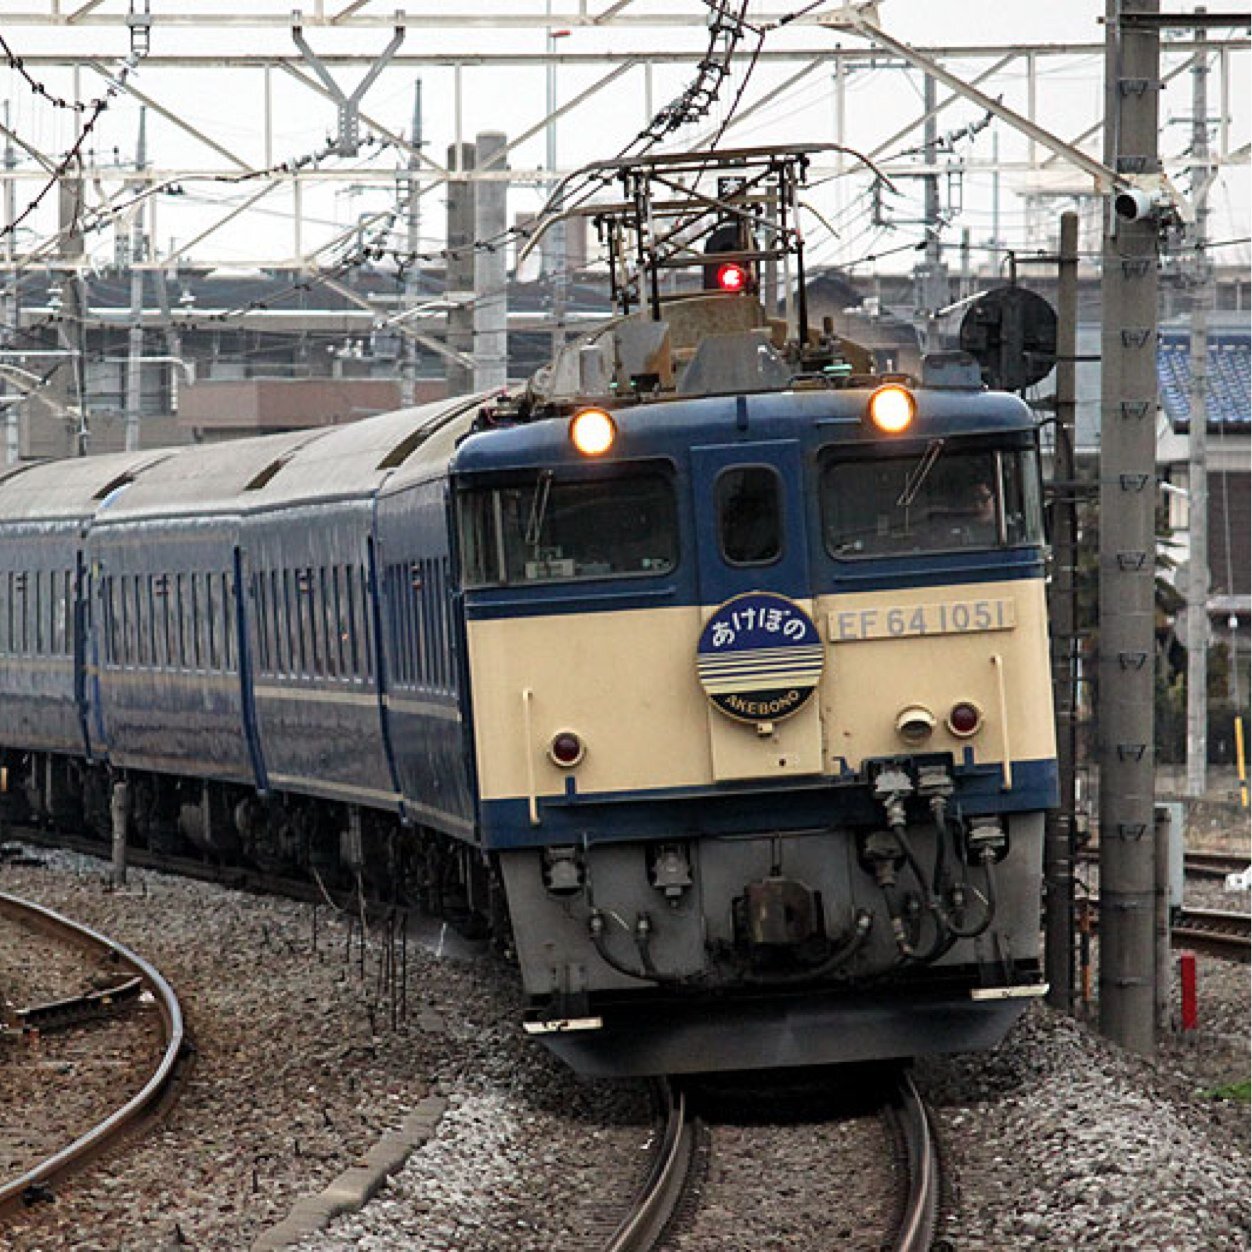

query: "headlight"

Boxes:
[895, 705, 936, 745]
[569, 408, 616, 456]
[866, 384, 916, 435]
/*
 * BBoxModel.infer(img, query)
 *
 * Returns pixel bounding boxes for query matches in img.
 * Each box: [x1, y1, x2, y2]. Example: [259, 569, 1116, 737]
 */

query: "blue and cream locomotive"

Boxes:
[0, 147, 1056, 1074]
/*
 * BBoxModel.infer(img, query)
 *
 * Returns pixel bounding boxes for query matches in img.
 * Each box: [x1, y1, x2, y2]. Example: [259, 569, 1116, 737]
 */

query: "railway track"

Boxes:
[1079, 892, 1251, 963]
[4, 826, 407, 923]
[1171, 907, 1252, 961]
[603, 1079, 703, 1252]
[1183, 850, 1251, 880]
[603, 1069, 941, 1251]
[1078, 847, 1251, 880]
[0, 891, 190, 1214]
[883, 1072, 942, 1252]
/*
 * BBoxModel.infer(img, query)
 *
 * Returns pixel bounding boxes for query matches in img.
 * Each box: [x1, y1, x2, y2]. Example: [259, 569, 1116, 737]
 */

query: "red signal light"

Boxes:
[715, 262, 748, 293]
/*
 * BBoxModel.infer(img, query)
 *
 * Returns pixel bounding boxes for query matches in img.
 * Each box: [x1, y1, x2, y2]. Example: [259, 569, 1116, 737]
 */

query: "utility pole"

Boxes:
[473, 130, 508, 392]
[124, 108, 148, 453]
[1098, 0, 1162, 1056]
[913, 73, 948, 350]
[1045, 209, 1081, 1013]
[445, 141, 476, 397]
[57, 160, 88, 457]
[991, 131, 1001, 264]
[546, 7, 568, 359]
[1185, 15, 1213, 800]
[2, 101, 18, 466]
[400, 78, 422, 409]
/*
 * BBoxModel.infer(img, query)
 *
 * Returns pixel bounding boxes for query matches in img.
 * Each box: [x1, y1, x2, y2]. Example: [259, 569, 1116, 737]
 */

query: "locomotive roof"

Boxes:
[0, 449, 172, 523]
[452, 385, 1038, 475]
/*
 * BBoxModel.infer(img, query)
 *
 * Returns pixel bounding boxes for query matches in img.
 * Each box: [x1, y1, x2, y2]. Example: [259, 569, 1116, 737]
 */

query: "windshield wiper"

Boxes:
[896, 439, 945, 509]
[524, 469, 554, 549]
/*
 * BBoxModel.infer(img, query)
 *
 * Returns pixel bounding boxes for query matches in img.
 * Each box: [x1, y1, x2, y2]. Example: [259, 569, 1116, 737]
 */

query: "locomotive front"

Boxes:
[453, 372, 1057, 1076]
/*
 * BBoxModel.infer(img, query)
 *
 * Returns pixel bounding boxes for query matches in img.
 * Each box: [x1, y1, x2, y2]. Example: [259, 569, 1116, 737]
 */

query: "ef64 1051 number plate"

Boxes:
[828, 598, 1015, 643]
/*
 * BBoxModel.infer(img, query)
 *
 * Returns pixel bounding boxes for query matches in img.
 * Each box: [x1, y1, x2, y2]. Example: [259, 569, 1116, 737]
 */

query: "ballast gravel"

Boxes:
[0, 842, 1247, 1251]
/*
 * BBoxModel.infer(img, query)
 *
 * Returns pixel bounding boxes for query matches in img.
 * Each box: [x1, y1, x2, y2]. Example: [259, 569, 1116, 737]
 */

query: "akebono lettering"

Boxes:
[720, 689, 803, 719]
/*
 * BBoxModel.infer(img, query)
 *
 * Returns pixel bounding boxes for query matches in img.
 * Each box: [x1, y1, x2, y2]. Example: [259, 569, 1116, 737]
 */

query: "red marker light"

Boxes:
[948, 701, 983, 737]
[549, 731, 585, 768]
[715, 262, 748, 293]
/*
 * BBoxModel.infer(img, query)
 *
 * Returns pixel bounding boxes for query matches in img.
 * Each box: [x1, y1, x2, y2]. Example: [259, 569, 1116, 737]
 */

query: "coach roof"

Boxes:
[0, 449, 170, 524]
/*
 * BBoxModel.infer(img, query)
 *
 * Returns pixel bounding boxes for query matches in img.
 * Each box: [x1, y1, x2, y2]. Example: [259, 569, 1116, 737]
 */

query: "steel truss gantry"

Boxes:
[0, 3, 1246, 320]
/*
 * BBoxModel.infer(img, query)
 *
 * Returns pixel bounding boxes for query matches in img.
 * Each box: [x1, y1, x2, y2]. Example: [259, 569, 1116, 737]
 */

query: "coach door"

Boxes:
[690, 440, 825, 781]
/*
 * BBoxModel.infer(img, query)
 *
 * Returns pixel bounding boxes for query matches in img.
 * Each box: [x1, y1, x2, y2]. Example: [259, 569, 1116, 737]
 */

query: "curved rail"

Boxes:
[604, 1079, 699, 1252]
[888, 1072, 941, 1252]
[0, 891, 189, 1212]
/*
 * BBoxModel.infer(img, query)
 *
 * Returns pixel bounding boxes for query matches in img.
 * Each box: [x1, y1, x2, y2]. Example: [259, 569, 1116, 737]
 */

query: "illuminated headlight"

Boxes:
[895, 705, 936, 745]
[947, 701, 984, 737]
[569, 408, 616, 457]
[866, 384, 916, 435]
[548, 730, 585, 768]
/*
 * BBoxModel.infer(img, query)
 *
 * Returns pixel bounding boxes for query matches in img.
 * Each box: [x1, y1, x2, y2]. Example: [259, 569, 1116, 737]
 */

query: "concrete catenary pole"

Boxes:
[546, 4, 568, 359]
[445, 141, 476, 397]
[914, 74, 948, 351]
[124, 108, 148, 453]
[58, 161, 88, 457]
[2, 101, 18, 466]
[400, 79, 422, 409]
[1045, 210, 1081, 1012]
[1098, 0, 1162, 1055]
[473, 131, 509, 392]
[1184, 17, 1212, 800]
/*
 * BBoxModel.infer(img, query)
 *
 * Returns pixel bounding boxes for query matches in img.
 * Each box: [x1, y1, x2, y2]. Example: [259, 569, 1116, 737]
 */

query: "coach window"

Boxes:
[206, 576, 219, 670]
[268, 571, 282, 675]
[135, 577, 148, 667]
[186, 575, 199, 669]
[34, 570, 45, 654]
[717, 466, 782, 565]
[120, 576, 131, 663]
[324, 569, 337, 678]
[359, 565, 374, 680]
[53, 571, 66, 654]
[223, 573, 235, 672]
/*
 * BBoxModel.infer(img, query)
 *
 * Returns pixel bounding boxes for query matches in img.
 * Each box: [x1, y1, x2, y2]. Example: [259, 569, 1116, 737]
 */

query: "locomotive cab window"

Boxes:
[459, 468, 678, 587]
[717, 465, 782, 565]
[822, 444, 1044, 558]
